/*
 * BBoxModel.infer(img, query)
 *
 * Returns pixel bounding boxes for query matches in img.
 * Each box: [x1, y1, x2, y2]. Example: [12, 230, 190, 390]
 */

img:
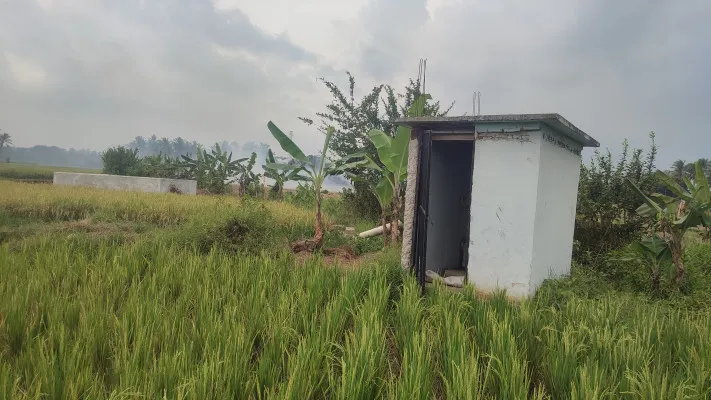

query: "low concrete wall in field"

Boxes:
[53, 172, 197, 195]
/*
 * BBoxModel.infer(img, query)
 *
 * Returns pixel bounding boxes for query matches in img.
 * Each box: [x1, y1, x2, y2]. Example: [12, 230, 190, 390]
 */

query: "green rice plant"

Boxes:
[438, 313, 490, 400]
[486, 310, 531, 399]
[570, 362, 616, 400]
[1, 182, 711, 399]
[541, 325, 587, 398]
[387, 277, 433, 400]
[332, 273, 390, 400]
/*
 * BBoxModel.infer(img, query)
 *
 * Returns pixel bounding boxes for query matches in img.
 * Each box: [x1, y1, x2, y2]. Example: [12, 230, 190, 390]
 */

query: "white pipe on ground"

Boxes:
[358, 222, 403, 238]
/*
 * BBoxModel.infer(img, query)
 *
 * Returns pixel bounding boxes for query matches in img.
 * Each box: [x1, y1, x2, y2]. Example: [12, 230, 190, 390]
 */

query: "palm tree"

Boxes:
[670, 160, 686, 184]
[0, 132, 12, 159]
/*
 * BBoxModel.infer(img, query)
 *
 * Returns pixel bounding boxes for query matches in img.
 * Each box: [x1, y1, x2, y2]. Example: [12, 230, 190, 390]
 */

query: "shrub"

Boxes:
[101, 146, 141, 176]
[574, 133, 658, 263]
[341, 181, 380, 222]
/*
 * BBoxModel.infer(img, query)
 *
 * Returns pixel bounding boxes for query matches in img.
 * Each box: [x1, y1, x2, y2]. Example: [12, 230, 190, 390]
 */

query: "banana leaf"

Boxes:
[267, 121, 309, 163]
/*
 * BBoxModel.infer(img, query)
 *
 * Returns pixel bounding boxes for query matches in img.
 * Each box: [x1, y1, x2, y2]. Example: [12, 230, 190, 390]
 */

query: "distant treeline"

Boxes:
[3, 146, 102, 169]
[3, 135, 349, 188]
[3, 136, 271, 169]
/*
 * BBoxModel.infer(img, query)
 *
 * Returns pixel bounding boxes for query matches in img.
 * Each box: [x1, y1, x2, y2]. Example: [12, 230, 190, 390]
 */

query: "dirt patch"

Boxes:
[294, 248, 380, 271]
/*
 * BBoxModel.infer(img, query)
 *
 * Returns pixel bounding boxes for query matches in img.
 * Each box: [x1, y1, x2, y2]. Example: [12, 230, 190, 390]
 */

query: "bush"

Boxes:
[101, 146, 141, 176]
[341, 181, 380, 222]
[574, 133, 658, 264]
[573, 219, 642, 265]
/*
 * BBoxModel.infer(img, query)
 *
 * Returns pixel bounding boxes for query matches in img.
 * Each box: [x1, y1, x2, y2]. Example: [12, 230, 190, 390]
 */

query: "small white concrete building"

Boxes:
[398, 114, 599, 298]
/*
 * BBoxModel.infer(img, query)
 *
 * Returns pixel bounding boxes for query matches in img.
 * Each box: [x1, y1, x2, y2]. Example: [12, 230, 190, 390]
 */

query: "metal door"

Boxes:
[412, 130, 432, 290]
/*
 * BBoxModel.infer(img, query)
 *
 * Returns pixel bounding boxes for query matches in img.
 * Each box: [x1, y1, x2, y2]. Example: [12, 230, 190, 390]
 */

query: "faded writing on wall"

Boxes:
[477, 132, 532, 143]
[543, 132, 582, 156]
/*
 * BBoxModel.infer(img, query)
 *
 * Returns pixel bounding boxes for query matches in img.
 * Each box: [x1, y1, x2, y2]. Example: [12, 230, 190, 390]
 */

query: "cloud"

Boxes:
[0, 0, 328, 153]
[1, 0, 710, 169]
[343, 0, 711, 167]
[4, 52, 48, 87]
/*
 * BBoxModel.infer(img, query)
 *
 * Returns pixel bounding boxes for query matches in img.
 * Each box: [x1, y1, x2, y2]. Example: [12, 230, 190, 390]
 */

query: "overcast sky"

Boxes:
[1, 0, 709, 168]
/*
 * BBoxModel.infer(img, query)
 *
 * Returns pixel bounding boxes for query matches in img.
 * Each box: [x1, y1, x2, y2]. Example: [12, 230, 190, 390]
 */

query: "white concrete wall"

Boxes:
[467, 128, 542, 298]
[53, 172, 197, 195]
[529, 127, 582, 294]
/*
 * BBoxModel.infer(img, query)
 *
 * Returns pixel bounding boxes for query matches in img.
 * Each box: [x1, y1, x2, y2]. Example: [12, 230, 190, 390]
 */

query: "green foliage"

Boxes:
[667, 158, 711, 185]
[236, 152, 262, 196]
[2, 180, 711, 398]
[134, 153, 190, 179]
[266, 122, 359, 248]
[101, 146, 142, 176]
[301, 72, 452, 219]
[180, 143, 246, 194]
[0, 131, 11, 155]
[263, 148, 307, 198]
[574, 133, 658, 262]
[627, 160, 711, 286]
[285, 183, 317, 207]
[346, 95, 429, 244]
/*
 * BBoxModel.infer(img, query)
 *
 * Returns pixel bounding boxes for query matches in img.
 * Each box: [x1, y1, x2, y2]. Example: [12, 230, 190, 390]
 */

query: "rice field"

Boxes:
[0, 163, 101, 183]
[1, 180, 710, 399]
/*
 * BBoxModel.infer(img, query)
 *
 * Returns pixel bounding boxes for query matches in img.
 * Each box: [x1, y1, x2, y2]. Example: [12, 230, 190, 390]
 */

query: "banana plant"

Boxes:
[346, 94, 430, 243]
[236, 152, 261, 196]
[262, 148, 308, 198]
[348, 172, 394, 247]
[623, 236, 672, 291]
[266, 121, 360, 251]
[181, 143, 246, 194]
[627, 161, 711, 285]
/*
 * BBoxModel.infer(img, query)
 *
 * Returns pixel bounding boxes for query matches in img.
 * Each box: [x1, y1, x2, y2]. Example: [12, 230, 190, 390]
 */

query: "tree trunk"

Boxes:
[313, 193, 324, 248]
[391, 195, 400, 243]
[670, 236, 685, 286]
[651, 268, 660, 292]
[290, 193, 324, 253]
[381, 209, 389, 248]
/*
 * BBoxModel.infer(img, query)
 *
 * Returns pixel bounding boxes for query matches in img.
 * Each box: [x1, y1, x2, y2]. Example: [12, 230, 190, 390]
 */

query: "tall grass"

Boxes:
[2, 239, 710, 398]
[1, 181, 710, 399]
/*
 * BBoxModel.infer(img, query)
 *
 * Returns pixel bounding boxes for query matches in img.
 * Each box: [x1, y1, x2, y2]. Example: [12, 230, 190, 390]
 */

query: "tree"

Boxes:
[266, 121, 357, 251]
[301, 72, 453, 219]
[574, 133, 659, 263]
[235, 152, 261, 196]
[628, 161, 711, 286]
[0, 131, 12, 158]
[348, 172, 394, 248]
[670, 160, 687, 184]
[348, 95, 429, 243]
[101, 146, 141, 176]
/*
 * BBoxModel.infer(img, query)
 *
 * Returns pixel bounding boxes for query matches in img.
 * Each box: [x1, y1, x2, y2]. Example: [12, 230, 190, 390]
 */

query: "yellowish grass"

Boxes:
[0, 179, 316, 227]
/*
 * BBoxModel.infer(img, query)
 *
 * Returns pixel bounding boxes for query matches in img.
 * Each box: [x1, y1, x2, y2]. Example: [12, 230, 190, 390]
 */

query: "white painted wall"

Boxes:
[53, 172, 197, 195]
[529, 127, 582, 294]
[466, 125, 583, 298]
[467, 126, 542, 298]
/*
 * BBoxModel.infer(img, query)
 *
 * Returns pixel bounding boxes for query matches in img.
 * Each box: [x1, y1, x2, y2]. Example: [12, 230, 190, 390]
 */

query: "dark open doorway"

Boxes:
[424, 138, 475, 275]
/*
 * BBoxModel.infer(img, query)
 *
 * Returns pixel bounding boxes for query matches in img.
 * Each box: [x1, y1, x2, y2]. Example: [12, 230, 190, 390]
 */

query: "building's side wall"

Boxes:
[53, 172, 197, 195]
[401, 137, 419, 269]
[425, 141, 473, 271]
[528, 127, 582, 295]
[467, 126, 542, 298]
